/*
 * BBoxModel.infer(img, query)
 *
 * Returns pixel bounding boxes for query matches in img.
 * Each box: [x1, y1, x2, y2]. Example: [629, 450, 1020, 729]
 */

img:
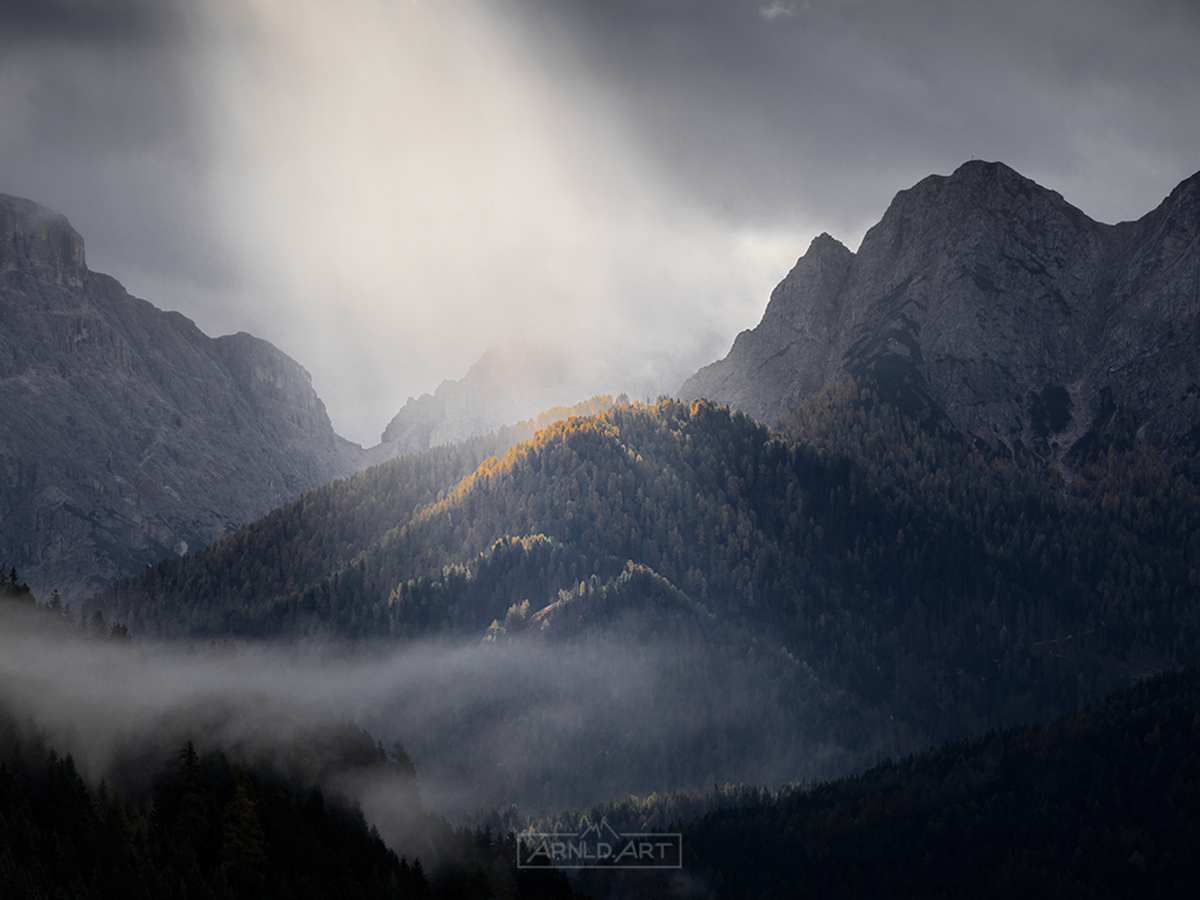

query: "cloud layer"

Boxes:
[0, 607, 833, 830]
[3, 0, 1198, 443]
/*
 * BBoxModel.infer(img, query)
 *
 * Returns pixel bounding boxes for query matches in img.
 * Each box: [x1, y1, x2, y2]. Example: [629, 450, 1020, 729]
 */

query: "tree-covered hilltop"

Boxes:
[579, 662, 1200, 900]
[89, 395, 616, 638]
[89, 385, 1200, 789]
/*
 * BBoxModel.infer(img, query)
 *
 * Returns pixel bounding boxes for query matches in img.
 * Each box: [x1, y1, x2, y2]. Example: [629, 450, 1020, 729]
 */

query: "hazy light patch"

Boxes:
[185, 0, 805, 444]
[759, 3, 800, 23]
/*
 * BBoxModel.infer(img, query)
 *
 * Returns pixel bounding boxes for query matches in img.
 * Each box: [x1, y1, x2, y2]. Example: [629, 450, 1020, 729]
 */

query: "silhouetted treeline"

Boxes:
[1, 565, 32, 602]
[595, 662, 1200, 899]
[0, 565, 130, 640]
[0, 732, 424, 899]
[0, 715, 582, 900]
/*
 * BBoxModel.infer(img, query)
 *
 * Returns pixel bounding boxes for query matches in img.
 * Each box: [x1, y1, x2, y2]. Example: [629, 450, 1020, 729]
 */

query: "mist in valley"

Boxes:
[0, 599, 847, 855]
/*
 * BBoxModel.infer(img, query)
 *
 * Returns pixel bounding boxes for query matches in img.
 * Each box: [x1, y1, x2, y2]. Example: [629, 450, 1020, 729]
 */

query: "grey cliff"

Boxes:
[680, 160, 1200, 465]
[0, 194, 367, 603]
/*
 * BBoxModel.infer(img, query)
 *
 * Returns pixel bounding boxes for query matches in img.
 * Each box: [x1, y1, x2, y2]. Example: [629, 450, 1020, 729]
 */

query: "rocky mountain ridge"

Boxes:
[0, 193, 368, 602]
[681, 160, 1200, 466]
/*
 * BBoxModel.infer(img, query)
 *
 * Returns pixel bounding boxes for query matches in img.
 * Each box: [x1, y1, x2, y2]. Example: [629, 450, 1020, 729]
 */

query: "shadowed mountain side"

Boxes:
[680, 160, 1200, 468]
[681, 232, 854, 426]
[0, 193, 367, 603]
[648, 663, 1200, 900]
[87, 395, 620, 639]
[90, 394, 1200, 809]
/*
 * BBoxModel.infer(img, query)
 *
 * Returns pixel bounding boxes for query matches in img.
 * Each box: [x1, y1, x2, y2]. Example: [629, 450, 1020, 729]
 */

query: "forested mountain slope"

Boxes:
[92, 390, 1200, 805]
[0, 724, 427, 900]
[642, 662, 1200, 900]
[90, 396, 617, 639]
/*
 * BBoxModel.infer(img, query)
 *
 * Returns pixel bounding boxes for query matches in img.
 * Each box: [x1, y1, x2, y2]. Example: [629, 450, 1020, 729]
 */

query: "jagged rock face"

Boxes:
[681, 160, 1200, 464]
[0, 194, 367, 603]
[681, 233, 854, 426]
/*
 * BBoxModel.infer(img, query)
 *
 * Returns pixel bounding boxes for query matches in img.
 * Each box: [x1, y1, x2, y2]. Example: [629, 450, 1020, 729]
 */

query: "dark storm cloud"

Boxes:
[0, 0, 178, 41]
[0, 0, 235, 298]
[3, 0, 1198, 444]
[497, 0, 1200, 229]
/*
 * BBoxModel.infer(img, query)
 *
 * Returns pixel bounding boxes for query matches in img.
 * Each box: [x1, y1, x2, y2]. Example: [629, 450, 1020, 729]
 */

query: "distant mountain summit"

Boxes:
[375, 341, 624, 461]
[681, 160, 1200, 465]
[0, 193, 367, 602]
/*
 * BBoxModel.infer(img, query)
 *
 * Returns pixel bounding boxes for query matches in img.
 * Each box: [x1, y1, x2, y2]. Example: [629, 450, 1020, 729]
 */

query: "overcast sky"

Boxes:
[3, 0, 1198, 445]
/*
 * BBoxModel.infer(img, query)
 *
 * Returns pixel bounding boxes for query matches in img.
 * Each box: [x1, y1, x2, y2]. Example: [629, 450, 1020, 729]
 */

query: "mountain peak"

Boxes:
[1153, 166, 1200, 230]
[0, 193, 87, 289]
[808, 231, 850, 252]
[937, 158, 1036, 192]
[681, 161, 1200, 467]
[677, 227, 854, 425]
[949, 157, 1020, 179]
[878, 159, 1081, 230]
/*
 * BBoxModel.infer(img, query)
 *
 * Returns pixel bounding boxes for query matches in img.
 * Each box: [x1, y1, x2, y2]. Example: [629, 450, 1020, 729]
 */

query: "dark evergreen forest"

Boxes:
[575, 662, 1200, 899]
[90, 382, 1200, 768]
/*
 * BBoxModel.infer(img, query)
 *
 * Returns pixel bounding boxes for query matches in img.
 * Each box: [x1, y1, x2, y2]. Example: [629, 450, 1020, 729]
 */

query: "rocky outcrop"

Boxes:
[682, 232, 854, 426]
[0, 193, 367, 603]
[680, 161, 1200, 465]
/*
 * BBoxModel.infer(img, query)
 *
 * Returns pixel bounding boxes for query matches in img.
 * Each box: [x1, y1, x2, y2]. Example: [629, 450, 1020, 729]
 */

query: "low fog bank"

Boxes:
[0, 602, 855, 845]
